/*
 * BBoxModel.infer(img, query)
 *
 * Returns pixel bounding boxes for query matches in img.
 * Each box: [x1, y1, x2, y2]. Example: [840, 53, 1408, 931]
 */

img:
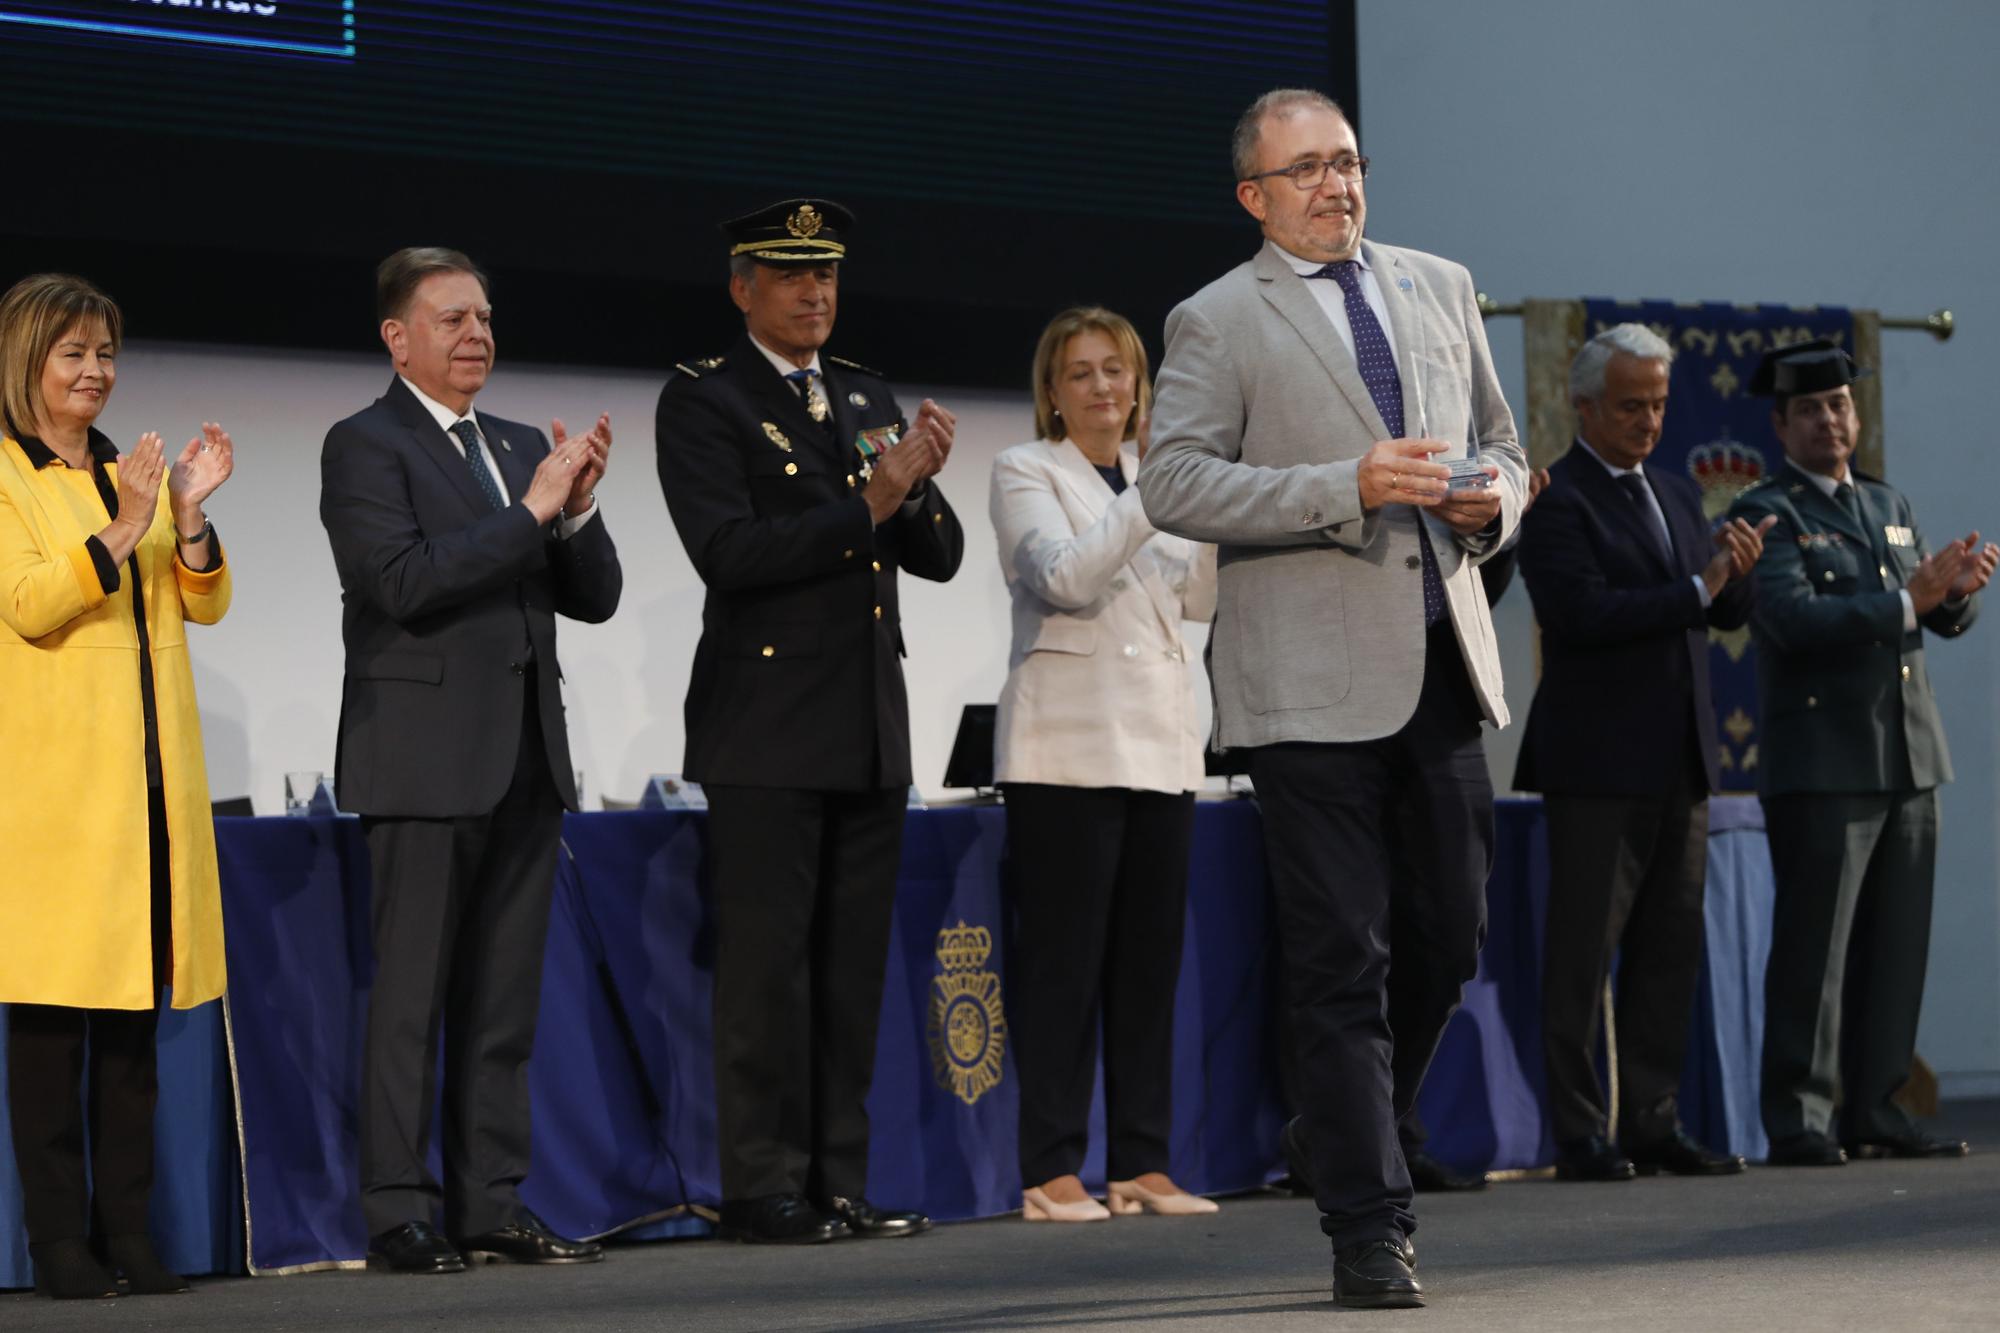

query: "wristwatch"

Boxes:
[179, 517, 213, 545]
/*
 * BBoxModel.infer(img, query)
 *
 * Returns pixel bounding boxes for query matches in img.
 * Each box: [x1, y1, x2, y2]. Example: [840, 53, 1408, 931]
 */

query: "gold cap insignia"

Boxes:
[762, 422, 792, 452]
[926, 921, 1007, 1106]
[786, 204, 823, 239]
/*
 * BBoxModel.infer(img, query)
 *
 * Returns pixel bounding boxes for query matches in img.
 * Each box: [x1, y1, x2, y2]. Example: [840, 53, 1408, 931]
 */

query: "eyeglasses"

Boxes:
[1243, 154, 1370, 191]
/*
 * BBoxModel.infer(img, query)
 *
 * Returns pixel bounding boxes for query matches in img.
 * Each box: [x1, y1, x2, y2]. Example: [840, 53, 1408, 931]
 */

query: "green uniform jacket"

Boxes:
[1727, 464, 1976, 796]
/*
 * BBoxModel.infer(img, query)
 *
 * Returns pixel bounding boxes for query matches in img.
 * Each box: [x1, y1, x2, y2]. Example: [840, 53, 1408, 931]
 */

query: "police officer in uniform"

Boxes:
[656, 199, 963, 1242]
[1727, 340, 1995, 1166]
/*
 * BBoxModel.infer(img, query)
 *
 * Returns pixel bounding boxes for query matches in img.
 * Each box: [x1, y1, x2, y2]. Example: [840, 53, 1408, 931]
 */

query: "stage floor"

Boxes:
[8, 1100, 1997, 1330]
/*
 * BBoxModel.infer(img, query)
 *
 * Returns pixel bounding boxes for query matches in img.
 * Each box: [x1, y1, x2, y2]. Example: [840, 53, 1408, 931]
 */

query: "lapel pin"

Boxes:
[499, 437, 511, 452]
[849, 392, 870, 408]
[1397, 276, 1414, 291]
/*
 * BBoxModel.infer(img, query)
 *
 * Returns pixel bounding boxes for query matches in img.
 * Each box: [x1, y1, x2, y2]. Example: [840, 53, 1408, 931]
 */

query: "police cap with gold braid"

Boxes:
[723, 198, 854, 265]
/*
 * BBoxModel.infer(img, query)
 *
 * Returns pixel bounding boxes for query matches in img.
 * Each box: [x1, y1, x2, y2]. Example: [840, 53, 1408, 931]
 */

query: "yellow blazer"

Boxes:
[0, 434, 231, 1010]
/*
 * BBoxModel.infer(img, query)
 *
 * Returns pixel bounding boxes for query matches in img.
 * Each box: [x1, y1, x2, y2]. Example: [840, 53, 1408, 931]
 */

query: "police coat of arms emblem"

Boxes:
[926, 921, 1007, 1106]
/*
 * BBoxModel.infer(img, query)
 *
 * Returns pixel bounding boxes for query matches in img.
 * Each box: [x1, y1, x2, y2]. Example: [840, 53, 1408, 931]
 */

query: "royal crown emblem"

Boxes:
[927, 921, 1007, 1106]
[1686, 435, 1766, 521]
[786, 204, 824, 240]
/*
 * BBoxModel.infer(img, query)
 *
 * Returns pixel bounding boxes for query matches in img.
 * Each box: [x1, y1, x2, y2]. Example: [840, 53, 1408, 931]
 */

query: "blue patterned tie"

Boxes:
[1315, 260, 1445, 625]
[450, 420, 506, 511]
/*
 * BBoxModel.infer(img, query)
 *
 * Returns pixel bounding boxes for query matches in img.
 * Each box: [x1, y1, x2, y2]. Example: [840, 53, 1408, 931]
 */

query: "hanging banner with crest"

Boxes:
[1522, 299, 1885, 791]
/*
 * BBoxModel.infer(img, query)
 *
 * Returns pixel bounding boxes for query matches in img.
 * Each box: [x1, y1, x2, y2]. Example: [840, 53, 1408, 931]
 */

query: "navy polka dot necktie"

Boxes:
[1315, 260, 1445, 625]
[450, 420, 506, 511]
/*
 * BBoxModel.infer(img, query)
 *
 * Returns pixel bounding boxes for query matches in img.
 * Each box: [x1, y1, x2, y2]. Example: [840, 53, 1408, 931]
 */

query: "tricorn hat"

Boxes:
[1748, 338, 1872, 397]
[722, 198, 853, 265]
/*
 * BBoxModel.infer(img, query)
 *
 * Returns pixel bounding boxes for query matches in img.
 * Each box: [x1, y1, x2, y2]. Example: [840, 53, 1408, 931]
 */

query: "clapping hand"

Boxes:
[1944, 531, 1999, 601]
[865, 400, 952, 525]
[551, 413, 612, 517]
[1701, 514, 1778, 595]
[168, 423, 235, 531]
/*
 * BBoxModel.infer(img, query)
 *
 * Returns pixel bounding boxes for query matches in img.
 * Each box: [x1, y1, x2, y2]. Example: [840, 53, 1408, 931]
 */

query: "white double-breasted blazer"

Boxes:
[990, 438, 1216, 792]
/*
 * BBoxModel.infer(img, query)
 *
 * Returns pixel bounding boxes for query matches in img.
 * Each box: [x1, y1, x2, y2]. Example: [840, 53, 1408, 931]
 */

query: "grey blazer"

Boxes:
[1138, 240, 1526, 749]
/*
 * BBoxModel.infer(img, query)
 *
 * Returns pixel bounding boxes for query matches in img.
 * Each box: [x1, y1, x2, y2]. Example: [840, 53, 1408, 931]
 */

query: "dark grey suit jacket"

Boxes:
[320, 376, 622, 817]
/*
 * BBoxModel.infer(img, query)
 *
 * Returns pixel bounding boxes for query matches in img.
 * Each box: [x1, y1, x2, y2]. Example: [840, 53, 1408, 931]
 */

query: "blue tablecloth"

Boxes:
[0, 795, 1775, 1285]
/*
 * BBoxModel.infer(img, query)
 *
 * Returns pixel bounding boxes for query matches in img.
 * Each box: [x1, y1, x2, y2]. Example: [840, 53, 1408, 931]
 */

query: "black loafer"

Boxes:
[1407, 1150, 1488, 1192]
[1555, 1135, 1636, 1182]
[1765, 1133, 1847, 1166]
[1845, 1131, 1969, 1160]
[366, 1221, 466, 1274]
[1279, 1115, 1314, 1194]
[29, 1239, 120, 1299]
[717, 1193, 840, 1244]
[821, 1196, 931, 1239]
[1333, 1239, 1424, 1309]
[1625, 1129, 1746, 1177]
[455, 1210, 603, 1264]
[103, 1235, 192, 1294]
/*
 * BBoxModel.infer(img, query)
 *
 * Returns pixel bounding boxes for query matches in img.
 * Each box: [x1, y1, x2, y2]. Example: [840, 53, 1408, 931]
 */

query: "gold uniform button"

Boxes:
[1902, 664, 1912, 681]
[1822, 569, 1835, 583]
[873, 605, 883, 620]
[871, 560, 881, 573]
[843, 548, 854, 558]
[933, 513, 943, 523]
[847, 474, 856, 488]
[1806, 695, 1818, 708]
[784, 462, 798, 476]
[760, 645, 775, 658]
[1880, 565, 1889, 579]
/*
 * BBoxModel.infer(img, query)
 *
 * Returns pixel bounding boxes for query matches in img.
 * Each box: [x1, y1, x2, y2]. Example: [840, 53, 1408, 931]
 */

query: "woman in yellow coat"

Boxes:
[0, 274, 234, 1300]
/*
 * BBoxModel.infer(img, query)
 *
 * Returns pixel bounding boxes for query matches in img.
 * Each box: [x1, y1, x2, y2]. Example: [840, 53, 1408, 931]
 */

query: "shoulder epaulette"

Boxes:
[826, 354, 883, 378]
[672, 355, 727, 379]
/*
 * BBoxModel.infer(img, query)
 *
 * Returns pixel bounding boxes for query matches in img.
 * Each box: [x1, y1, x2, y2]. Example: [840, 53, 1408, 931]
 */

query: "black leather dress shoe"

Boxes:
[1280, 1115, 1314, 1194]
[455, 1211, 604, 1264]
[821, 1196, 931, 1239]
[1407, 1150, 1489, 1192]
[29, 1239, 120, 1299]
[1555, 1135, 1636, 1181]
[1625, 1129, 1746, 1177]
[1845, 1131, 1969, 1160]
[717, 1193, 840, 1244]
[103, 1235, 192, 1294]
[1765, 1133, 1847, 1166]
[366, 1221, 466, 1274]
[1333, 1239, 1424, 1309]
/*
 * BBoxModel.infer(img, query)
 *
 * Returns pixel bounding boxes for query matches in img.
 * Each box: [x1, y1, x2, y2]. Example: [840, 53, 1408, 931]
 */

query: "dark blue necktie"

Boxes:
[450, 420, 506, 511]
[1315, 260, 1444, 624]
[785, 368, 832, 426]
[1614, 472, 1674, 566]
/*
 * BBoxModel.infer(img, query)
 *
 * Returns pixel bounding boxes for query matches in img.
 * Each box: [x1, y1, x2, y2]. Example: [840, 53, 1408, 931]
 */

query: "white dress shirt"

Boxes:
[1785, 458, 1916, 630]
[1273, 241, 1396, 364]
[1575, 437, 1710, 607]
[400, 376, 597, 539]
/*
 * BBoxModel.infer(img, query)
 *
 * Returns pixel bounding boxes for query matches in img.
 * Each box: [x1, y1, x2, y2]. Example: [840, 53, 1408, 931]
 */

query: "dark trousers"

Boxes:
[6, 784, 172, 1246]
[1541, 785, 1709, 1146]
[704, 784, 907, 1202]
[358, 686, 564, 1238]
[1760, 789, 1937, 1145]
[1246, 621, 1493, 1248]
[1000, 783, 1195, 1185]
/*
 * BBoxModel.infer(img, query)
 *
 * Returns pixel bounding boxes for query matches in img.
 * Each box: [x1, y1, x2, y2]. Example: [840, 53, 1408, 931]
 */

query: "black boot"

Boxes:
[30, 1239, 119, 1300]
[104, 1234, 191, 1295]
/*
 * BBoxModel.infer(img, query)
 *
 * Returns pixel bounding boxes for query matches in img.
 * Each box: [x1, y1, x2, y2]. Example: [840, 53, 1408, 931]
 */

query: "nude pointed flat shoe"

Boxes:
[1106, 1179, 1220, 1216]
[1021, 1186, 1111, 1222]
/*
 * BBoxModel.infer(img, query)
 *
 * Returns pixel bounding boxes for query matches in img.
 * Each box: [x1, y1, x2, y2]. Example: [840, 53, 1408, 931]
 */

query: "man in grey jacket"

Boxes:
[1139, 88, 1525, 1309]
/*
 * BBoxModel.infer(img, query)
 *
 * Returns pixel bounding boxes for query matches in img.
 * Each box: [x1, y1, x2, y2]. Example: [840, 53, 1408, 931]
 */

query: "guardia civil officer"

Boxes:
[1726, 340, 1995, 1166]
[656, 199, 964, 1243]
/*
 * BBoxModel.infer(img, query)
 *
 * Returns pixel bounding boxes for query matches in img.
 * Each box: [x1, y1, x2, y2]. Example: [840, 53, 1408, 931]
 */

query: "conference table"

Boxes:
[0, 796, 1776, 1285]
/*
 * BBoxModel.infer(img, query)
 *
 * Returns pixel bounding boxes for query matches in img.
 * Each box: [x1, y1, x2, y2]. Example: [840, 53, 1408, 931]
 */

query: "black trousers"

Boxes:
[6, 784, 172, 1247]
[357, 684, 564, 1238]
[703, 784, 907, 1202]
[1541, 781, 1709, 1147]
[1001, 783, 1195, 1185]
[1246, 621, 1493, 1249]
[1760, 789, 1937, 1145]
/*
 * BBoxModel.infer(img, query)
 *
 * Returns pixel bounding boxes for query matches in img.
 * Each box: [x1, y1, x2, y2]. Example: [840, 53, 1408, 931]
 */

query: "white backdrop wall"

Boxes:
[1359, 0, 2000, 1093]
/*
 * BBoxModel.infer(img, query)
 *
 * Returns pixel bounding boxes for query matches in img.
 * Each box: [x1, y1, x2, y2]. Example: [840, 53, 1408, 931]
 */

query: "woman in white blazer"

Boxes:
[991, 307, 1217, 1223]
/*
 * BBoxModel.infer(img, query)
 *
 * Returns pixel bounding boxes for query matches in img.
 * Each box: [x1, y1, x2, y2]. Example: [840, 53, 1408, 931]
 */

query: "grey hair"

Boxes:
[728, 253, 759, 284]
[1569, 323, 1675, 402]
[1231, 88, 1347, 182]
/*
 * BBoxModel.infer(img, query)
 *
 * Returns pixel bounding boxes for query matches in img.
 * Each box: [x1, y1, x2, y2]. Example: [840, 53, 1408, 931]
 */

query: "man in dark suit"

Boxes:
[1515, 324, 1771, 1182]
[655, 200, 963, 1244]
[320, 247, 623, 1273]
[1727, 340, 1995, 1166]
